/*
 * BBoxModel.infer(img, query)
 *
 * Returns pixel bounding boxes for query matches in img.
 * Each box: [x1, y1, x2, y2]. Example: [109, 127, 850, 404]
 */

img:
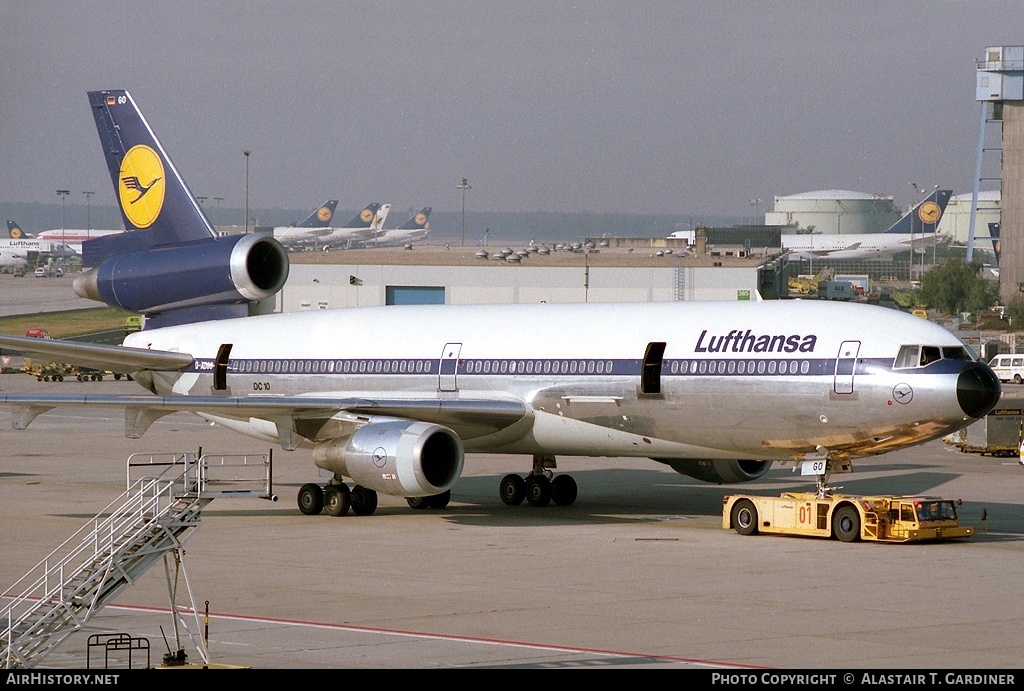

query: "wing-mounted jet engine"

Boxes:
[306, 417, 465, 516]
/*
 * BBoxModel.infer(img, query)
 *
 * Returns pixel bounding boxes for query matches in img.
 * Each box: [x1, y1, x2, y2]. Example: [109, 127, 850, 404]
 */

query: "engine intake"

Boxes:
[73, 233, 288, 315]
[651, 458, 773, 484]
[312, 418, 465, 497]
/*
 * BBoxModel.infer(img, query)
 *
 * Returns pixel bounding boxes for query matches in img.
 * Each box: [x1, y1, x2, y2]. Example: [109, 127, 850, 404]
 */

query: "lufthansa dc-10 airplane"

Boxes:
[0, 90, 1001, 518]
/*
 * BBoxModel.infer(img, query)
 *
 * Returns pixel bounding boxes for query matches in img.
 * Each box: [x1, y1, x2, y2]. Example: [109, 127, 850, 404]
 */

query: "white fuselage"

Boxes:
[782, 232, 939, 260]
[124, 300, 985, 463]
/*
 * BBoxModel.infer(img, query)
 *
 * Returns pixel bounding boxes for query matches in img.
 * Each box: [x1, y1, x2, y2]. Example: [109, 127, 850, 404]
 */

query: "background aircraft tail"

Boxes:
[884, 189, 952, 235]
[372, 204, 392, 232]
[398, 207, 432, 231]
[294, 200, 339, 228]
[6, 220, 33, 239]
[75, 90, 289, 328]
[338, 202, 382, 230]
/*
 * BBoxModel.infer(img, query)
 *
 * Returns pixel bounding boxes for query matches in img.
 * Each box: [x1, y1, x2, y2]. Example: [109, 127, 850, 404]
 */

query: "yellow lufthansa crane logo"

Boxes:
[118, 145, 165, 228]
[9, 226, 23, 239]
[360, 208, 375, 223]
[918, 201, 942, 225]
[317, 206, 333, 223]
[415, 212, 428, 226]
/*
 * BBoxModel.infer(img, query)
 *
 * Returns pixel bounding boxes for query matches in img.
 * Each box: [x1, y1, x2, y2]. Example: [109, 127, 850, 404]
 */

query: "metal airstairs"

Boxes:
[2, 450, 274, 669]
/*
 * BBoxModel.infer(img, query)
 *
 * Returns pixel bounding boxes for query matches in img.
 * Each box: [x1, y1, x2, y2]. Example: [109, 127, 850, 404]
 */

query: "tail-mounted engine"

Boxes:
[312, 418, 465, 497]
[652, 458, 773, 484]
[73, 233, 289, 321]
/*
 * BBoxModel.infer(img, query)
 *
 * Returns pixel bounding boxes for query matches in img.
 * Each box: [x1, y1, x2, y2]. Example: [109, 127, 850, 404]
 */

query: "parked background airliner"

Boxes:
[269, 199, 339, 247]
[362, 206, 432, 247]
[0, 91, 1001, 520]
[781, 189, 952, 260]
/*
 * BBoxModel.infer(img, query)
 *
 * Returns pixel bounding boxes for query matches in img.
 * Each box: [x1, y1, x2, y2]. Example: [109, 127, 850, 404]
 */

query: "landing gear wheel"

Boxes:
[427, 490, 451, 509]
[407, 491, 450, 510]
[551, 475, 578, 506]
[323, 484, 351, 517]
[731, 499, 759, 536]
[499, 474, 526, 505]
[297, 483, 324, 515]
[833, 505, 861, 542]
[525, 475, 552, 507]
[406, 496, 430, 509]
[350, 485, 378, 516]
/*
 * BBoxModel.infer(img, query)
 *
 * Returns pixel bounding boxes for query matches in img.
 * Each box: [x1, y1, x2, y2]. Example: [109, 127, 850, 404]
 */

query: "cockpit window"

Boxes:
[894, 345, 972, 369]
[942, 346, 971, 361]
[920, 346, 941, 366]
[895, 345, 919, 369]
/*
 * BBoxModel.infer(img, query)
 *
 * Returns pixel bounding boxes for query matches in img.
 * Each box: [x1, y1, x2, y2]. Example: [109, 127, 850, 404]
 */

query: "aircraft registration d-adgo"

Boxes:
[0, 90, 1002, 518]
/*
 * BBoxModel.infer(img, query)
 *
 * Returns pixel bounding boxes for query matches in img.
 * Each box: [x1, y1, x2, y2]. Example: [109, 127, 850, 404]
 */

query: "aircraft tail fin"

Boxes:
[398, 207, 432, 231]
[989, 222, 1001, 266]
[340, 202, 382, 230]
[6, 220, 32, 239]
[85, 90, 217, 266]
[372, 204, 392, 232]
[294, 200, 339, 228]
[885, 189, 952, 235]
[76, 90, 289, 329]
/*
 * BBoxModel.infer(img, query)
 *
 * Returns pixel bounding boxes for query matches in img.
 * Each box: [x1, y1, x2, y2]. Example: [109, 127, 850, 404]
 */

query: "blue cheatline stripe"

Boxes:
[187, 356, 966, 377]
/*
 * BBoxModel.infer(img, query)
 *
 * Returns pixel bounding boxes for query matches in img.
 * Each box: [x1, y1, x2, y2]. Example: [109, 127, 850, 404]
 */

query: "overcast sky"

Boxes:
[2, 1, 1022, 219]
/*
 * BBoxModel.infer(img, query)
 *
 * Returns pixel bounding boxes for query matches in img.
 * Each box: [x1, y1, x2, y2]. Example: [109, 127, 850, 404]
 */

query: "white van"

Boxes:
[987, 354, 1024, 384]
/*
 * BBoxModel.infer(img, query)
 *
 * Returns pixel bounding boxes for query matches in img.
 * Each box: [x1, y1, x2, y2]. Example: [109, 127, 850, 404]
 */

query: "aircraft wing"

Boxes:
[0, 392, 532, 449]
[0, 333, 193, 374]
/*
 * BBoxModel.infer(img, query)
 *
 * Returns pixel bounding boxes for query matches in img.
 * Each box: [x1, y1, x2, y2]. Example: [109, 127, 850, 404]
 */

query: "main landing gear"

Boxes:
[297, 481, 379, 517]
[499, 454, 578, 507]
[296, 480, 451, 517]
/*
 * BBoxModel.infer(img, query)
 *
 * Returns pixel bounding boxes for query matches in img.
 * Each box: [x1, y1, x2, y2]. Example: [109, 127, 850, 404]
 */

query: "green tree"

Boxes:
[1005, 295, 1024, 329]
[918, 258, 998, 316]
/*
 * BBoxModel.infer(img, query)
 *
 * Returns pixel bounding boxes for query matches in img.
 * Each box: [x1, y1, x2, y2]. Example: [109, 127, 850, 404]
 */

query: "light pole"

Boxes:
[82, 191, 94, 238]
[749, 198, 762, 225]
[909, 182, 919, 280]
[244, 150, 251, 233]
[214, 197, 223, 230]
[456, 177, 471, 246]
[57, 189, 70, 261]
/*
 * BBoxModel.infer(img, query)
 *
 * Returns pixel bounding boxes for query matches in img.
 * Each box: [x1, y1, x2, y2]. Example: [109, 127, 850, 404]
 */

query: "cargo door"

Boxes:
[833, 340, 860, 394]
[439, 342, 462, 392]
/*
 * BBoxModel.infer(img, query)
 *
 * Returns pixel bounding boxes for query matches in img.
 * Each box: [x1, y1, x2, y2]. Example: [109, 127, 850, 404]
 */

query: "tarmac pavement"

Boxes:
[1, 375, 1022, 671]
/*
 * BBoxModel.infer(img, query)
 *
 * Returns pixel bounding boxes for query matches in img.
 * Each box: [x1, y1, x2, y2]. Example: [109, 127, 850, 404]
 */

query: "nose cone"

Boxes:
[957, 362, 1001, 418]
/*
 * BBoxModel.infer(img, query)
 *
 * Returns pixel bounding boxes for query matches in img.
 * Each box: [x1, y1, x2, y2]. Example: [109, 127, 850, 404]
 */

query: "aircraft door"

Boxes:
[833, 340, 860, 394]
[641, 341, 667, 394]
[439, 342, 462, 392]
[213, 343, 232, 392]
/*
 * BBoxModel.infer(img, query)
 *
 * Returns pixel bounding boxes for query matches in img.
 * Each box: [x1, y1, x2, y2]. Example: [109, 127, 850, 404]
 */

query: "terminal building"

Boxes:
[270, 244, 789, 313]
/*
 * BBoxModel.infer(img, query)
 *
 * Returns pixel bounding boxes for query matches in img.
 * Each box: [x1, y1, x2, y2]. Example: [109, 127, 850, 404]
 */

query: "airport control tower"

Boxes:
[970, 46, 1023, 303]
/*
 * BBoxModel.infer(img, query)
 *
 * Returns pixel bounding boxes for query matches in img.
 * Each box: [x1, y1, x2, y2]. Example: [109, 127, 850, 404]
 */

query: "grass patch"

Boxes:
[0, 308, 133, 339]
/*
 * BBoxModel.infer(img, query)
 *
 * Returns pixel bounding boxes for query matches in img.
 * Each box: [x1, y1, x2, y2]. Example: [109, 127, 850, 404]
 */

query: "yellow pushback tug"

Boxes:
[723, 493, 979, 543]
